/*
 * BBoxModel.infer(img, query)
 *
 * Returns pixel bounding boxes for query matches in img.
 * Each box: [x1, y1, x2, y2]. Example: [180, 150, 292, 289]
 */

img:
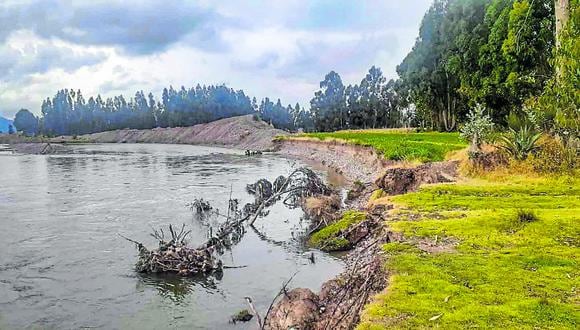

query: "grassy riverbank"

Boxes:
[295, 129, 466, 162]
[359, 173, 579, 329]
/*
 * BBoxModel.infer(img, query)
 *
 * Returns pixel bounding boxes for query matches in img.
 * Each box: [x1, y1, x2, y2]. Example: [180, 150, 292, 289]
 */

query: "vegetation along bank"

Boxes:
[267, 125, 578, 328]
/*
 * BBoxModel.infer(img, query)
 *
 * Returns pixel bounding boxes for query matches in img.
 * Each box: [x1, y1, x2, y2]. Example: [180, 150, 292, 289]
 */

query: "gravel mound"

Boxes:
[79, 115, 288, 151]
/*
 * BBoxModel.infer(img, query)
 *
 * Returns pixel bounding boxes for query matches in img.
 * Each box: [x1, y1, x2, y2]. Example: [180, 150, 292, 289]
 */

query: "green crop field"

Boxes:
[359, 175, 580, 329]
[299, 130, 467, 162]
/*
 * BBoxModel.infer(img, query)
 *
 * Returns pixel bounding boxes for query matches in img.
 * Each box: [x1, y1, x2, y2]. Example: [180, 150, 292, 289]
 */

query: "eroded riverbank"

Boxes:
[276, 138, 392, 184]
[264, 137, 462, 329]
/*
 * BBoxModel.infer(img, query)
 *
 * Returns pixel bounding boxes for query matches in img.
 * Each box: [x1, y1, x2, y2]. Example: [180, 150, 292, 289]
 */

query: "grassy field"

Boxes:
[299, 129, 467, 162]
[358, 174, 580, 329]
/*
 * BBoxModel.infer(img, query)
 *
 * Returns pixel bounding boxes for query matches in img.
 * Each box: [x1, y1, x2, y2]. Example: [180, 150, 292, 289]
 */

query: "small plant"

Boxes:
[460, 104, 495, 151]
[516, 209, 538, 223]
[498, 125, 542, 161]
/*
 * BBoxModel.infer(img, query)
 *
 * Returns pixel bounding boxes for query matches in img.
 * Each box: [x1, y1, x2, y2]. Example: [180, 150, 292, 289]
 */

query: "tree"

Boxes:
[555, 0, 571, 47]
[310, 71, 346, 131]
[397, 0, 556, 129]
[13, 109, 39, 136]
[527, 0, 579, 138]
[8, 124, 15, 134]
[358, 66, 386, 128]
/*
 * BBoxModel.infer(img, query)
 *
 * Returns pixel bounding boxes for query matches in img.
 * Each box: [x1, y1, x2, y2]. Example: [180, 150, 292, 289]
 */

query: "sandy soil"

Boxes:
[276, 139, 393, 184]
[61, 115, 288, 151]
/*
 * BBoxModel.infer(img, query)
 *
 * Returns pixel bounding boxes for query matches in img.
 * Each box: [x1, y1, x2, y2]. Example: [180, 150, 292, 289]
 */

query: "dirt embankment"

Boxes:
[71, 115, 288, 151]
[276, 139, 393, 184]
[266, 138, 462, 329]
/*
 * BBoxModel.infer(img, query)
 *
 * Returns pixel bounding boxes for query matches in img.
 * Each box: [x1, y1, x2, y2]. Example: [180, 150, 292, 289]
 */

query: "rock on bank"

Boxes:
[75, 115, 288, 151]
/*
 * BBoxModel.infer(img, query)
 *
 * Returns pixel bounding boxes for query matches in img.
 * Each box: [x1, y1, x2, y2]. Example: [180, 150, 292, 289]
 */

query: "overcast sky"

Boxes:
[0, 0, 432, 118]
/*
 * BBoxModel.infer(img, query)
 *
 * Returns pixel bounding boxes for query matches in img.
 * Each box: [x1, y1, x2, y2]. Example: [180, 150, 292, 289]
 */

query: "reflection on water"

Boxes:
[0, 144, 343, 329]
[137, 272, 223, 304]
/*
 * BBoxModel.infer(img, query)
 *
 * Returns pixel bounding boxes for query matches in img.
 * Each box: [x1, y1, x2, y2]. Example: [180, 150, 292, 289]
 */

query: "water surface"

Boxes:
[0, 143, 343, 329]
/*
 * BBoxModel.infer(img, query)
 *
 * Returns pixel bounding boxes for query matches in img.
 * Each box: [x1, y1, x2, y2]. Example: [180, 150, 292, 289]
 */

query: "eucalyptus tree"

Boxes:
[310, 71, 347, 131]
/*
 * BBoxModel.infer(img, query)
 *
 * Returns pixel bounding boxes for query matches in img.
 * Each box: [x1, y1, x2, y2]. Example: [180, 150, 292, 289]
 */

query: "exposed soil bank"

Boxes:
[276, 139, 393, 184]
[68, 115, 288, 151]
[266, 138, 462, 329]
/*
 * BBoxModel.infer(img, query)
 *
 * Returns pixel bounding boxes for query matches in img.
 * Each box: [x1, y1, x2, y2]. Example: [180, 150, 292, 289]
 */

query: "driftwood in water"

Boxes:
[121, 167, 331, 277]
[120, 224, 222, 276]
[186, 198, 212, 213]
[199, 167, 331, 249]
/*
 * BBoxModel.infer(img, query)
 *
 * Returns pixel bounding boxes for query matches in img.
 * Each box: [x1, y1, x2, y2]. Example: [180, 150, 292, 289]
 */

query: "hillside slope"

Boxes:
[74, 115, 288, 151]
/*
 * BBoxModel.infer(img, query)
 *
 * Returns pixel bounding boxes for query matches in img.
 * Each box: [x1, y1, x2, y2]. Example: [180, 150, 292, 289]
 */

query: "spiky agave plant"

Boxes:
[498, 125, 542, 161]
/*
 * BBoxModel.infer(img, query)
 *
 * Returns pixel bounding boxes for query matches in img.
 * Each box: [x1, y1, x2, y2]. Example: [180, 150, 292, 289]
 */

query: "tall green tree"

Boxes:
[310, 71, 347, 131]
[13, 109, 39, 136]
[359, 66, 386, 128]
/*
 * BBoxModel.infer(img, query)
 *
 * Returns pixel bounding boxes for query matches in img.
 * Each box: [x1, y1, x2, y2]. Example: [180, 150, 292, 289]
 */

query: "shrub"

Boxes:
[498, 126, 542, 160]
[516, 209, 538, 223]
[529, 136, 579, 174]
[460, 104, 494, 149]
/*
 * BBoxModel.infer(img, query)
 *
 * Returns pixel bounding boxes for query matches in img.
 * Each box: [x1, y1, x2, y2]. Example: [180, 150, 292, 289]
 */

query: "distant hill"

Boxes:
[0, 116, 14, 134]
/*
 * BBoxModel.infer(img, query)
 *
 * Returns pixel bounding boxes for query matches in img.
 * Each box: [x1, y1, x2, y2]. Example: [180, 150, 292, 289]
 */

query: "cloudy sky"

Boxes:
[0, 0, 432, 118]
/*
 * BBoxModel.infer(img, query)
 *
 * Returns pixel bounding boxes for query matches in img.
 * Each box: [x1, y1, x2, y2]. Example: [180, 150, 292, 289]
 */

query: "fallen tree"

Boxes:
[121, 167, 332, 277]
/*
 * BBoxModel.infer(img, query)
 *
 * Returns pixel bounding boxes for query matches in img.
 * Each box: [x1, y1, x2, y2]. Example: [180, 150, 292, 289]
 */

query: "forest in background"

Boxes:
[9, 0, 578, 140]
[310, 0, 577, 136]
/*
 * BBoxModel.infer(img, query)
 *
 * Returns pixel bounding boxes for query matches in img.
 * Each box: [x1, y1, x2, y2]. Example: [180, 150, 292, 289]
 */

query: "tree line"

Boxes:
[308, 66, 411, 132]
[13, 85, 312, 136]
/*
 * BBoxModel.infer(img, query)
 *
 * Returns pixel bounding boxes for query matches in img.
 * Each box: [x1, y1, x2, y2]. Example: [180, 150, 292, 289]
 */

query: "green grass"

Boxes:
[309, 210, 367, 251]
[300, 130, 466, 162]
[358, 175, 580, 329]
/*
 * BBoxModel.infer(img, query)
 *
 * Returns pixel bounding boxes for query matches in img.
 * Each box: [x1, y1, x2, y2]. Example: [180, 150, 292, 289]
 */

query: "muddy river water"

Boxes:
[0, 143, 343, 329]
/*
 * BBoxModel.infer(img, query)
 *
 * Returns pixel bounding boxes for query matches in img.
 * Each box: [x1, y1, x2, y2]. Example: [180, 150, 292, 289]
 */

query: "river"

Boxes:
[0, 143, 343, 329]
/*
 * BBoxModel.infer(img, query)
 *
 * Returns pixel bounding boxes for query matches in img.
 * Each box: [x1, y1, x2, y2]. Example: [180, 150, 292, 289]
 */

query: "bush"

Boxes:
[460, 104, 494, 149]
[516, 209, 538, 223]
[498, 126, 542, 161]
[529, 136, 579, 173]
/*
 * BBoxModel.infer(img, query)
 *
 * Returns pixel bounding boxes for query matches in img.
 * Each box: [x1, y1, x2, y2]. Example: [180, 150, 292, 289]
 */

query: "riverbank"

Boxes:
[276, 138, 392, 184]
[359, 173, 579, 329]
[269, 131, 579, 329]
[265, 132, 466, 328]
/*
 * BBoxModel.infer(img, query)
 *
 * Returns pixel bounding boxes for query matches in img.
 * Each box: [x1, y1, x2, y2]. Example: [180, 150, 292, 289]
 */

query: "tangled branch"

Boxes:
[121, 167, 331, 277]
